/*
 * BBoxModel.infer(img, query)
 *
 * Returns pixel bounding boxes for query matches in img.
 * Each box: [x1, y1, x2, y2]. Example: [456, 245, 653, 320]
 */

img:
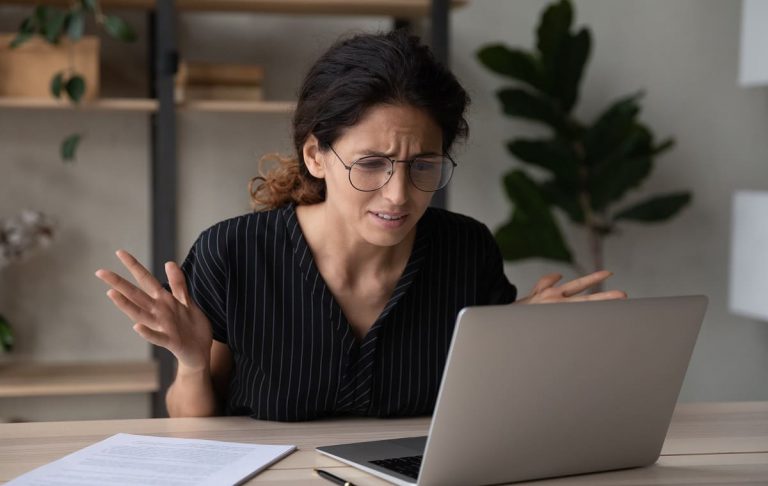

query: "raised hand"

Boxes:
[95, 250, 213, 371]
[516, 270, 627, 305]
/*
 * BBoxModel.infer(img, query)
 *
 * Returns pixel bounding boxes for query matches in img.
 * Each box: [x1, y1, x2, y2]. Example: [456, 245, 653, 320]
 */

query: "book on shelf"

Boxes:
[175, 60, 265, 102]
[183, 84, 264, 101]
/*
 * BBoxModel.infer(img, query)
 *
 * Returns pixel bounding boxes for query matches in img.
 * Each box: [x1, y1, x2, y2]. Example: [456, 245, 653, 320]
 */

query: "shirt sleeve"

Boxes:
[163, 226, 229, 343]
[479, 224, 517, 305]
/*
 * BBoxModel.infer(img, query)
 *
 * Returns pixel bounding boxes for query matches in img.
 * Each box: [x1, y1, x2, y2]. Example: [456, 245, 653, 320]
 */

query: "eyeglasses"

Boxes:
[329, 146, 457, 192]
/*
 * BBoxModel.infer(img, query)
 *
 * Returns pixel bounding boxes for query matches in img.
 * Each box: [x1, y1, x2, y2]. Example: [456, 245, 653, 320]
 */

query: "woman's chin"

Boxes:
[363, 218, 415, 247]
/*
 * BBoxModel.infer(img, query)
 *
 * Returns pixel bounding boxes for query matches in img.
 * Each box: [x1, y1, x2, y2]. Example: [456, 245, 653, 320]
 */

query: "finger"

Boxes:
[531, 273, 563, 294]
[165, 261, 190, 307]
[115, 249, 164, 296]
[565, 290, 628, 302]
[96, 269, 155, 310]
[559, 270, 613, 297]
[132, 323, 169, 348]
[106, 288, 157, 329]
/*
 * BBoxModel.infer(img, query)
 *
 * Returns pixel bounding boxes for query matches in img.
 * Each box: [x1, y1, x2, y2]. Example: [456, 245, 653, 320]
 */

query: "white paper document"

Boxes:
[8, 433, 296, 486]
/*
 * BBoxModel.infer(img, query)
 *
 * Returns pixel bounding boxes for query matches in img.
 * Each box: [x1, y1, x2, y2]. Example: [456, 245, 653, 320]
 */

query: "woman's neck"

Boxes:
[295, 202, 416, 290]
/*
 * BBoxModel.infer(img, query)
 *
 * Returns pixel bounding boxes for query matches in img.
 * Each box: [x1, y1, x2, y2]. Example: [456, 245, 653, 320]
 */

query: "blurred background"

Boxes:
[0, 0, 766, 422]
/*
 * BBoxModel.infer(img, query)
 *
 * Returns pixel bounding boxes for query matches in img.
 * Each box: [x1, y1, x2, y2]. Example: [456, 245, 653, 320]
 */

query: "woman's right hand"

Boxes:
[95, 250, 213, 372]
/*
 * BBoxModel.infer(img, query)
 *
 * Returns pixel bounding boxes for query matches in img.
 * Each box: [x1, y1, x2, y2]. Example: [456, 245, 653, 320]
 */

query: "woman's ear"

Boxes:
[302, 134, 326, 179]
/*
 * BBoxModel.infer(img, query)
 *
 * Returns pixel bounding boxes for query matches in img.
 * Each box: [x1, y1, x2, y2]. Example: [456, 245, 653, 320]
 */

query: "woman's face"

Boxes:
[307, 103, 443, 248]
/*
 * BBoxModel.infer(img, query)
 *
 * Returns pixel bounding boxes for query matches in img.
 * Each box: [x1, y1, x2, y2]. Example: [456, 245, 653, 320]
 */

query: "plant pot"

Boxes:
[0, 33, 100, 100]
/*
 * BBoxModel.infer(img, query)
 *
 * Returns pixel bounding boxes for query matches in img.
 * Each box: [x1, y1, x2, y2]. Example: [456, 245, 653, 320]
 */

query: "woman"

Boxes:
[95, 31, 625, 422]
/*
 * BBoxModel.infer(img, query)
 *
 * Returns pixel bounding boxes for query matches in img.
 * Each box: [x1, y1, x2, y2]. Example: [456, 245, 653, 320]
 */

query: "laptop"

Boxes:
[316, 295, 708, 486]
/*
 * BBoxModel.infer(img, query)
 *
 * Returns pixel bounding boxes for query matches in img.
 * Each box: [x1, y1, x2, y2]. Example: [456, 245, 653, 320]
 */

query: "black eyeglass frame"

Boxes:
[328, 145, 457, 193]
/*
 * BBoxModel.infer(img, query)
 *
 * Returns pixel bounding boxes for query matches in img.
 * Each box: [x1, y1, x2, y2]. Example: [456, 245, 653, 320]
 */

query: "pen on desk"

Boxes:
[314, 468, 356, 486]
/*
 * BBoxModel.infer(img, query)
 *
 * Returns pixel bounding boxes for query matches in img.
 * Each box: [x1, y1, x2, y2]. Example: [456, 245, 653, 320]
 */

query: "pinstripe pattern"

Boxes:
[177, 203, 517, 421]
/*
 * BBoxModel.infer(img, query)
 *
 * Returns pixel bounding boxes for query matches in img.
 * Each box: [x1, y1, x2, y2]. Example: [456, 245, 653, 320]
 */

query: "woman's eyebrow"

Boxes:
[360, 149, 442, 158]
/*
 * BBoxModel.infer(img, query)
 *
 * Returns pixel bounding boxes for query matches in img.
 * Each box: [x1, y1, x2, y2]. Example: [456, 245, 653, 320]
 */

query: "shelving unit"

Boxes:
[1, 0, 464, 417]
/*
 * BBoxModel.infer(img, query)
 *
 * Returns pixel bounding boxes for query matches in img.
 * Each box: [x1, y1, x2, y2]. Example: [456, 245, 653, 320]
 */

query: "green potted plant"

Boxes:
[477, 0, 691, 282]
[9, 0, 136, 161]
[0, 210, 55, 354]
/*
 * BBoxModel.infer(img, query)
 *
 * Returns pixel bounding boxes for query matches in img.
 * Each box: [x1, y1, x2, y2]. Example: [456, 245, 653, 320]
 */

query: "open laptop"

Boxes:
[317, 295, 708, 486]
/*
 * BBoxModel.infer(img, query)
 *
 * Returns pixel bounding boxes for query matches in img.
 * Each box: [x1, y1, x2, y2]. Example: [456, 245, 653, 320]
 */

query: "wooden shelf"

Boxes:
[177, 99, 295, 113]
[1, 0, 466, 16]
[0, 361, 159, 398]
[0, 97, 158, 112]
[0, 97, 295, 113]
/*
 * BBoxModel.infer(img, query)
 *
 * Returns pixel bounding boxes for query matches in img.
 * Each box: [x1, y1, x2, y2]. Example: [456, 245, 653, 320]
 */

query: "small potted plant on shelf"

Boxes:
[6, 0, 136, 162]
[0, 210, 56, 355]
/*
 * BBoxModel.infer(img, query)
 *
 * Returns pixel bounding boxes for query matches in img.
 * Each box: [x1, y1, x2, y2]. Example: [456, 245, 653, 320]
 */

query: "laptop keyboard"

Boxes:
[371, 455, 423, 479]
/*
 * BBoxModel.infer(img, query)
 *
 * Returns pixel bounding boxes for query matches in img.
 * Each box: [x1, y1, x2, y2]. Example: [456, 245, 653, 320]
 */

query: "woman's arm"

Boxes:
[166, 340, 232, 417]
[96, 249, 226, 417]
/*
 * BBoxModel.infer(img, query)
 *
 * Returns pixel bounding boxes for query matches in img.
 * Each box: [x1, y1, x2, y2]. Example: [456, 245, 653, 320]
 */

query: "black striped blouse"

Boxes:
[177, 202, 517, 422]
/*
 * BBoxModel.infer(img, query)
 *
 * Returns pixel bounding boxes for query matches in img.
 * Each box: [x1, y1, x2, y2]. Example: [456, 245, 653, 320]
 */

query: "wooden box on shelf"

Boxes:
[175, 60, 264, 102]
[0, 34, 100, 101]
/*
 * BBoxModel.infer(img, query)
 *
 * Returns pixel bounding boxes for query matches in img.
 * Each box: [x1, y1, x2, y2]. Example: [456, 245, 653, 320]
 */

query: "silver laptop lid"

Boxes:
[418, 295, 707, 486]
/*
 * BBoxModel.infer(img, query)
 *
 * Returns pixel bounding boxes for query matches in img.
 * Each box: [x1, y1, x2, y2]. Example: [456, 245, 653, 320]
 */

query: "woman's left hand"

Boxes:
[516, 270, 627, 305]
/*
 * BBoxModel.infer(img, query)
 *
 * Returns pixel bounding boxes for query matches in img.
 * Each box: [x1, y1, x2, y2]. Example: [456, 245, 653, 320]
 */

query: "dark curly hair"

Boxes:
[250, 29, 470, 210]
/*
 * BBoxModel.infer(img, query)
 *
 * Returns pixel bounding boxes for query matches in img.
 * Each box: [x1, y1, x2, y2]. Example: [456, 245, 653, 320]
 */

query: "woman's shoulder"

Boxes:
[194, 205, 293, 250]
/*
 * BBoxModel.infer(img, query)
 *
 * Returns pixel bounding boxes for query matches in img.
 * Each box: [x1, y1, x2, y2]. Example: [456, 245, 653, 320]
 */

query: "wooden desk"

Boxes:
[1, 402, 767, 485]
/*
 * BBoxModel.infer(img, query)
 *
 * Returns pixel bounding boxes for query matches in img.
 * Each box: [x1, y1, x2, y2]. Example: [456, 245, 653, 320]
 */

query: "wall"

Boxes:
[0, 0, 766, 421]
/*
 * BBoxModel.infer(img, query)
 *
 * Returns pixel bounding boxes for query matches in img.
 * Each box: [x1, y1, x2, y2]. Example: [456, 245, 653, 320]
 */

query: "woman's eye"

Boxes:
[356, 159, 389, 170]
[413, 160, 440, 172]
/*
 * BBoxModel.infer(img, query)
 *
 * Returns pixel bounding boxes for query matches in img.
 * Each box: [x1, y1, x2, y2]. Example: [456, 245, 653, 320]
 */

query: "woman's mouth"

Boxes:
[369, 211, 408, 228]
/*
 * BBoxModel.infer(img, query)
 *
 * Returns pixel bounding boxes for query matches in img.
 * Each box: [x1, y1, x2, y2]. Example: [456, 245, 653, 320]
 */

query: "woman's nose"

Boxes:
[381, 162, 410, 205]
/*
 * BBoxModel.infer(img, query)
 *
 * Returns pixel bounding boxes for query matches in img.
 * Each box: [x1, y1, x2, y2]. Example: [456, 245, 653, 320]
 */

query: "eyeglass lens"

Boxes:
[350, 156, 453, 192]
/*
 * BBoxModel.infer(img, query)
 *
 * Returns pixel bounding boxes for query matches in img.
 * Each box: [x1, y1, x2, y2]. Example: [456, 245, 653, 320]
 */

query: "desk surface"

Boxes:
[1, 401, 767, 485]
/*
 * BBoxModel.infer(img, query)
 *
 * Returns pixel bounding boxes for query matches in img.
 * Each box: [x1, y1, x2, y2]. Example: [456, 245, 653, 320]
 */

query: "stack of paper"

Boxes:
[8, 433, 296, 485]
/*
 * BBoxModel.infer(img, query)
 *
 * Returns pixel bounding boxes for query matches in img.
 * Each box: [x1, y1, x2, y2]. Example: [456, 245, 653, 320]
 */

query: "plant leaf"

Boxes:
[44, 8, 67, 44]
[613, 192, 692, 222]
[552, 27, 591, 113]
[652, 137, 675, 156]
[66, 10, 85, 41]
[0, 314, 14, 353]
[495, 169, 573, 262]
[589, 156, 652, 211]
[81, 0, 97, 12]
[10, 31, 33, 48]
[65, 75, 86, 103]
[583, 93, 643, 164]
[103, 15, 137, 43]
[10, 16, 36, 48]
[506, 137, 581, 185]
[537, 0, 573, 73]
[34, 5, 50, 38]
[539, 179, 585, 223]
[477, 44, 545, 91]
[497, 87, 567, 132]
[20, 15, 37, 34]
[51, 72, 65, 98]
[61, 133, 82, 162]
